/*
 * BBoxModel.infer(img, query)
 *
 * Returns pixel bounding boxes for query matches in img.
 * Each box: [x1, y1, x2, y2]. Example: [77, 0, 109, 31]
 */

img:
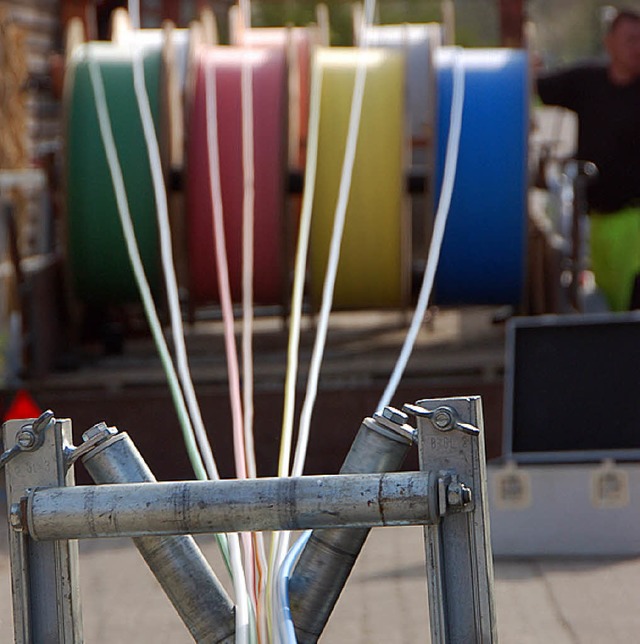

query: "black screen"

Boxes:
[509, 317, 640, 456]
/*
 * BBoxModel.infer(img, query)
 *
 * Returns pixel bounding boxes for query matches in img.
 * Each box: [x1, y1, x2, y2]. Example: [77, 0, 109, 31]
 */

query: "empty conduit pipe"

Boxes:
[288, 407, 416, 643]
[79, 426, 235, 644]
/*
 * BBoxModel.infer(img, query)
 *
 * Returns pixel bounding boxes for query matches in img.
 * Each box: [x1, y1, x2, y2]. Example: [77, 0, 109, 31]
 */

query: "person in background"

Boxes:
[537, 8, 640, 311]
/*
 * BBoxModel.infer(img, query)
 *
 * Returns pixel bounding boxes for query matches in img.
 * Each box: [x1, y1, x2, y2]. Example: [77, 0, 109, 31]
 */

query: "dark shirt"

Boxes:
[537, 64, 640, 213]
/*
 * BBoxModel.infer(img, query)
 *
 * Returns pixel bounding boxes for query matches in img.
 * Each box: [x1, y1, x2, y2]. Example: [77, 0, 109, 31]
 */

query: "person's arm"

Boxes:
[536, 67, 584, 111]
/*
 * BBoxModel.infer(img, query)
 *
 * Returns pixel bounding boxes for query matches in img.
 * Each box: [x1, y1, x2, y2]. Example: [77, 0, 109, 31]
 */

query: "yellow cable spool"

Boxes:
[309, 47, 407, 309]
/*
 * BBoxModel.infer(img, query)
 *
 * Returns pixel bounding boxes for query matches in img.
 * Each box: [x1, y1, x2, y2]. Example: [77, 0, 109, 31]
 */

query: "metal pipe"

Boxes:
[23, 471, 436, 540]
[289, 408, 416, 643]
[79, 426, 235, 644]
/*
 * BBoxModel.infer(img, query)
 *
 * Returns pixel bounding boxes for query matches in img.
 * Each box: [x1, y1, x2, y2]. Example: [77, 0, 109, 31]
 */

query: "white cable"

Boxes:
[229, 531, 251, 644]
[290, 0, 376, 479]
[86, 52, 207, 481]
[239, 47, 269, 639]
[130, 43, 221, 481]
[240, 52, 258, 481]
[377, 47, 465, 411]
[265, 51, 325, 642]
[88, 37, 234, 584]
[270, 0, 378, 638]
[135, 39, 254, 640]
[204, 55, 251, 644]
[276, 53, 324, 480]
[274, 46, 467, 644]
[274, 529, 310, 643]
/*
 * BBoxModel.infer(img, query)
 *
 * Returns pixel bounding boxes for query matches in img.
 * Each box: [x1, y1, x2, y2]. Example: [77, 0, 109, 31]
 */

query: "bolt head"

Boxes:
[381, 406, 409, 426]
[16, 430, 36, 449]
[433, 408, 454, 430]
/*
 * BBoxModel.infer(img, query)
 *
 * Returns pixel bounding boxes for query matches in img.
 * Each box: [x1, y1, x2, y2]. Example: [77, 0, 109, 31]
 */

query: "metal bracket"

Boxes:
[64, 422, 117, 467]
[0, 410, 55, 470]
[405, 397, 497, 644]
[2, 413, 83, 644]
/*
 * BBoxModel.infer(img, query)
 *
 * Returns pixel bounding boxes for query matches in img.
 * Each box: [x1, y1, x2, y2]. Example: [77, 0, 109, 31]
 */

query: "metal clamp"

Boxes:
[403, 403, 479, 435]
[65, 422, 118, 467]
[0, 410, 55, 470]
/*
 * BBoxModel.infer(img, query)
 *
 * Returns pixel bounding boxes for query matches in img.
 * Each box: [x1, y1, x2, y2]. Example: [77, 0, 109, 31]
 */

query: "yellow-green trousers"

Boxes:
[590, 207, 640, 311]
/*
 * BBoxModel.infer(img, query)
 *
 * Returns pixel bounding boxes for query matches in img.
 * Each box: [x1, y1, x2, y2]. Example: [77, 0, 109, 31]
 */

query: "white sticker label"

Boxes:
[493, 468, 532, 510]
[591, 468, 629, 509]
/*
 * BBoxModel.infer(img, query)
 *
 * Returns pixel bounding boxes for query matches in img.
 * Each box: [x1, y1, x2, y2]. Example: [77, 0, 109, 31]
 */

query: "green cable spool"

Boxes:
[65, 43, 162, 304]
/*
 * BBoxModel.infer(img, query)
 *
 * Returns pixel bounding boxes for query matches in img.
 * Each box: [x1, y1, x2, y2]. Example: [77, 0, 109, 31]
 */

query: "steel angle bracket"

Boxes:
[404, 397, 497, 644]
[2, 413, 82, 644]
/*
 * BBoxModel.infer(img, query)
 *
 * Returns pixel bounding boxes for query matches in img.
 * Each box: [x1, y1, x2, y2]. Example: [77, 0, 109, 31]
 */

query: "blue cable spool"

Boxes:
[434, 48, 529, 306]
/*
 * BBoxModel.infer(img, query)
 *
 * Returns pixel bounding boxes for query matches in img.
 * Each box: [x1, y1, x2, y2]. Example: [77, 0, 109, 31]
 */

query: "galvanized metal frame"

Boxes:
[407, 396, 497, 644]
[3, 417, 83, 644]
[3, 399, 497, 643]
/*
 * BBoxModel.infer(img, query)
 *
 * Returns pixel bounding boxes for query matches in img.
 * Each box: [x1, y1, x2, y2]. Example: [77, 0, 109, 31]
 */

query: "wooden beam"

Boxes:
[499, 0, 524, 48]
[162, 0, 181, 24]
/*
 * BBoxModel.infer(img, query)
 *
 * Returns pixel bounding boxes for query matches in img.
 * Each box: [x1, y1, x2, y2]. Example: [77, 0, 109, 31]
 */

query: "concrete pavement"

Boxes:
[1, 524, 639, 642]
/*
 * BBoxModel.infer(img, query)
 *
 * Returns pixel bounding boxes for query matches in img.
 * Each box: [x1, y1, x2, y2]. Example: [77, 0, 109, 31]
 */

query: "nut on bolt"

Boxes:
[9, 503, 24, 532]
[447, 480, 473, 509]
[373, 406, 415, 442]
[82, 422, 117, 443]
[381, 406, 409, 426]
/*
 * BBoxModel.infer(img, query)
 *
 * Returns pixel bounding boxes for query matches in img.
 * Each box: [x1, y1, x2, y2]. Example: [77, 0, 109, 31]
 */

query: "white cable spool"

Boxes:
[359, 23, 442, 167]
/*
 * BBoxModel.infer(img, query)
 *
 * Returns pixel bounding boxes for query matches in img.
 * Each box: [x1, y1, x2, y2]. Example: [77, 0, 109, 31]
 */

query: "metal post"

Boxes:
[78, 424, 235, 644]
[405, 397, 497, 644]
[289, 407, 416, 643]
[569, 161, 597, 312]
[19, 471, 439, 540]
[3, 414, 83, 643]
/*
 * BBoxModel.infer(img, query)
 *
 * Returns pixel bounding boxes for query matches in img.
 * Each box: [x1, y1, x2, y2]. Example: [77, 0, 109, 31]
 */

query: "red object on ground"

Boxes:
[3, 390, 42, 422]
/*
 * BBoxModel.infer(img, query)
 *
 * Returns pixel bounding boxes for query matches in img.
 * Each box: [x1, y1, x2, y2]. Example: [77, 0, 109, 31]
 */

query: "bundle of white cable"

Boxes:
[270, 0, 380, 638]
[89, 28, 255, 643]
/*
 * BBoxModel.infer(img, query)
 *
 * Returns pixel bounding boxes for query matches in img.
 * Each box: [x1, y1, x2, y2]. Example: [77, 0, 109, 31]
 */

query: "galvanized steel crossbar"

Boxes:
[21, 471, 438, 540]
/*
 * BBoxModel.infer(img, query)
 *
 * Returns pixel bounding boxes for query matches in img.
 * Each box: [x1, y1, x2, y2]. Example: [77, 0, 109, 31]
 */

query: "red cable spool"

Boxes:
[186, 46, 288, 306]
[234, 26, 319, 170]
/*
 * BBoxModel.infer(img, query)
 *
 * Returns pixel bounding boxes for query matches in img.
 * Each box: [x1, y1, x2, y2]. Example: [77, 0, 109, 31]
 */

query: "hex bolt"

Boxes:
[16, 430, 36, 450]
[82, 422, 116, 443]
[9, 503, 23, 532]
[381, 406, 409, 426]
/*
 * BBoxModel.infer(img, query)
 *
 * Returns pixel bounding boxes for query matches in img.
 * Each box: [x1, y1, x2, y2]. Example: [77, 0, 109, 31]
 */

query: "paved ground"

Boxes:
[1, 522, 639, 642]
